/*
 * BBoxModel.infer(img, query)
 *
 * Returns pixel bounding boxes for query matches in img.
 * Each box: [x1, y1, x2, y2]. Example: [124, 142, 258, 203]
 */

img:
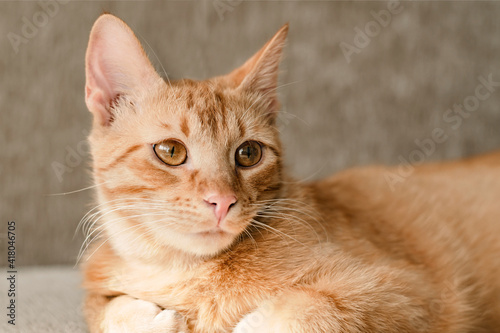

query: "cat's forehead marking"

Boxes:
[167, 80, 245, 142]
[191, 88, 231, 139]
[180, 116, 190, 137]
[185, 91, 194, 110]
[237, 117, 246, 138]
[160, 122, 171, 130]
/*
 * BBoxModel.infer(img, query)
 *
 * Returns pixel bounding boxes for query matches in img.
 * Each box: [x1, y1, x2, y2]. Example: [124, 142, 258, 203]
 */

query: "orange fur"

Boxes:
[82, 14, 500, 333]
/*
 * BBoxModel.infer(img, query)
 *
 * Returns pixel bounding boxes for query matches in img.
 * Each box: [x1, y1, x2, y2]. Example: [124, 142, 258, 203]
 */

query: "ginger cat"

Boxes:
[81, 14, 500, 333]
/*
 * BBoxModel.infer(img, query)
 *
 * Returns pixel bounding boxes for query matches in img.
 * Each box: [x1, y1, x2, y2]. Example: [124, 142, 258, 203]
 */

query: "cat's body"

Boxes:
[82, 15, 500, 332]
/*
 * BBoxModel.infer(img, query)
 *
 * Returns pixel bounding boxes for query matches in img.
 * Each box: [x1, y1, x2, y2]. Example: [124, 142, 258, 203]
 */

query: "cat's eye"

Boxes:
[235, 141, 262, 167]
[153, 140, 187, 166]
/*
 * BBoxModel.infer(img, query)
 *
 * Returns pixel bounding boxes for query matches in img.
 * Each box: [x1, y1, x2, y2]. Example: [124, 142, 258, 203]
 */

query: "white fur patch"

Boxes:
[103, 295, 188, 333]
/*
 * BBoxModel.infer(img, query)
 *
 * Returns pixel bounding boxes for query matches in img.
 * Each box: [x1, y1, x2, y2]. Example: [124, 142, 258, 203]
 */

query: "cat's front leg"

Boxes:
[233, 285, 430, 333]
[86, 294, 189, 333]
[233, 298, 281, 333]
[233, 289, 345, 333]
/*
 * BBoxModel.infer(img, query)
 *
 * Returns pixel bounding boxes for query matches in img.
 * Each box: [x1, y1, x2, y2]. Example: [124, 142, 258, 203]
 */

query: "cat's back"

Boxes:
[313, 150, 500, 238]
[310, 150, 500, 327]
[312, 150, 500, 241]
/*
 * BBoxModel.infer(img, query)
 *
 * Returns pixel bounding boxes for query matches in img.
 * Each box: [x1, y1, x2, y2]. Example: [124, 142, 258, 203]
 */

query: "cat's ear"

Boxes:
[225, 24, 289, 115]
[85, 14, 160, 126]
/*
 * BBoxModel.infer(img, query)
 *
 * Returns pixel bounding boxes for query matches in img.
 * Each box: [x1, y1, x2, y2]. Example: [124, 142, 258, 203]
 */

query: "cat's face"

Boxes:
[85, 15, 288, 257]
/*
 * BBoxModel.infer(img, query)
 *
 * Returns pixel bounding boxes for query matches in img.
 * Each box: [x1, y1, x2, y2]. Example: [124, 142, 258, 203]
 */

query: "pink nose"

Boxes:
[204, 194, 237, 223]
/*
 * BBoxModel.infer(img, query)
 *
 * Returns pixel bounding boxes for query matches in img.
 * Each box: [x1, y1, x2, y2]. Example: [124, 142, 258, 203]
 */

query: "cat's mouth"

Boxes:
[197, 228, 228, 237]
[192, 215, 248, 237]
[182, 226, 238, 255]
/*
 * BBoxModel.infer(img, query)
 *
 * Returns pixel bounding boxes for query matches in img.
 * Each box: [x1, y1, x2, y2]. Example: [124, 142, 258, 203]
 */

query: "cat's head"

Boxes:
[85, 14, 288, 259]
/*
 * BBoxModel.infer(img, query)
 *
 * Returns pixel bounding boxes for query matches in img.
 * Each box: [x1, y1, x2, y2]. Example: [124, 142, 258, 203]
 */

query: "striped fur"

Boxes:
[82, 14, 500, 333]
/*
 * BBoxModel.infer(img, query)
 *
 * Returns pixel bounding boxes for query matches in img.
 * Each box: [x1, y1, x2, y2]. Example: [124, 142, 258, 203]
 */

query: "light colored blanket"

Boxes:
[1, 266, 86, 333]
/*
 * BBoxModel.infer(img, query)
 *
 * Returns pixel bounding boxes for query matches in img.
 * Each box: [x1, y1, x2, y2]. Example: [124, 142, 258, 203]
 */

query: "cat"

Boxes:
[81, 14, 500, 333]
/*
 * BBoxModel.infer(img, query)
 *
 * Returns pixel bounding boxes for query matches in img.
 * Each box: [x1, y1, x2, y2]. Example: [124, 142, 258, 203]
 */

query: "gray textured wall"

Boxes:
[2, 1, 500, 266]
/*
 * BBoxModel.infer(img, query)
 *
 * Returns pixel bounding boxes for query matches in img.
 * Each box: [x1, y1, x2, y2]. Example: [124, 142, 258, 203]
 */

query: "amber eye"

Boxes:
[153, 140, 187, 166]
[235, 141, 262, 167]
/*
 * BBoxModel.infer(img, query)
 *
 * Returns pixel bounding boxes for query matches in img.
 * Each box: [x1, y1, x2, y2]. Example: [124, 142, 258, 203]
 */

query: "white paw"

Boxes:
[233, 301, 277, 333]
[103, 295, 188, 333]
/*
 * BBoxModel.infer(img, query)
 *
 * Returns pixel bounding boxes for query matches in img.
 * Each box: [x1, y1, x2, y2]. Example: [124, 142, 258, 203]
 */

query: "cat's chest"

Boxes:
[114, 261, 197, 302]
[115, 256, 291, 332]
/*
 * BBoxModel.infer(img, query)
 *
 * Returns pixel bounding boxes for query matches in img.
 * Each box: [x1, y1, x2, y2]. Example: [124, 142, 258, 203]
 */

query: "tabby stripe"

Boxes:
[237, 117, 246, 137]
[215, 91, 227, 129]
[98, 144, 142, 172]
[180, 116, 190, 137]
[130, 158, 180, 184]
[185, 90, 194, 109]
[265, 144, 281, 159]
[102, 185, 156, 196]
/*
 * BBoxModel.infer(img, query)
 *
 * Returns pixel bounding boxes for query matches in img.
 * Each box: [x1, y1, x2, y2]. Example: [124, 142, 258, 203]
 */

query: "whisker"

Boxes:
[83, 209, 165, 245]
[77, 211, 181, 265]
[75, 197, 173, 238]
[77, 204, 177, 263]
[256, 211, 322, 245]
[281, 162, 327, 184]
[79, 223, 145, 266]
[79, 203, 161, 239]
[252, 197, 328, 245]
[250, 219, 306, 246]
[252, 198, 317, 212]
[47, 181, 110, 196]
[81, 207, 170, 246]
[242, 228, 258, 251]
[136, 32, 178, 102]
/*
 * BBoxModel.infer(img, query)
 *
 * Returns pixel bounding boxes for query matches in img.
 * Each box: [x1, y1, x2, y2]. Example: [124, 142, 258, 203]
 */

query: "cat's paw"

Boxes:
[233, 290, 331, 333]
[233, 300, 278, 333]
[103, 295, 188, 333]
[233, 313, 272, 333]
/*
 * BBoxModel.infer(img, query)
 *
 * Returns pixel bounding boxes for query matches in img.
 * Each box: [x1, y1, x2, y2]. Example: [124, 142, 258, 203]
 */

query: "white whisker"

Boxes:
[47, 181, 110, 196]
[250, 219, 306, 246]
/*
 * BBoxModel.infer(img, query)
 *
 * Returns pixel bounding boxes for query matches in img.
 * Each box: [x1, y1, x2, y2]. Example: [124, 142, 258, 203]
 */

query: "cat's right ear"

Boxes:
[223, 24, 288, 116]
[85, 14, 160, 126]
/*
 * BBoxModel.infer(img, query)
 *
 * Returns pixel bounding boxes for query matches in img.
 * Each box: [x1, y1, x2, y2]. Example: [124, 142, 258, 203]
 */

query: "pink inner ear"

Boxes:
[84, 14, 160, 127]
[85, 85, 112, 126]
[85, 53, 119, 126]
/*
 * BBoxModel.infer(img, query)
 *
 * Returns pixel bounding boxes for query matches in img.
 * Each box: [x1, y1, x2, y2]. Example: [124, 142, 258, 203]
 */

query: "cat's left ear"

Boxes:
[224, 24, 289, 116]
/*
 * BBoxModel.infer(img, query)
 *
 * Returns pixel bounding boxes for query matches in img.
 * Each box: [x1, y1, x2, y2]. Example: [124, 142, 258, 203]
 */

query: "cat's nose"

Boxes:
[204, 194, 237, 223]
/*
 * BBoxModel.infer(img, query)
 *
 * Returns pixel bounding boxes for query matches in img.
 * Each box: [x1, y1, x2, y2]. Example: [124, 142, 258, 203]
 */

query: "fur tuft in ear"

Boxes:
[85, 14, 160, 126]
[226, 24, 289, 115]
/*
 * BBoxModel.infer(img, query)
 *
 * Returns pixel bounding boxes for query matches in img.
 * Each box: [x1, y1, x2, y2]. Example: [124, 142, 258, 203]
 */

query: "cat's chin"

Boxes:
[156, 227, 238, 257]
[187, 229, 237, 256]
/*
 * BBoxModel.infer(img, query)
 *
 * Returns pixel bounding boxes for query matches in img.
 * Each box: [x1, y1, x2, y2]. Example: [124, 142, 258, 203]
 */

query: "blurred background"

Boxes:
[2, 1, 500, 331]
[1, 0, 500, 268]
